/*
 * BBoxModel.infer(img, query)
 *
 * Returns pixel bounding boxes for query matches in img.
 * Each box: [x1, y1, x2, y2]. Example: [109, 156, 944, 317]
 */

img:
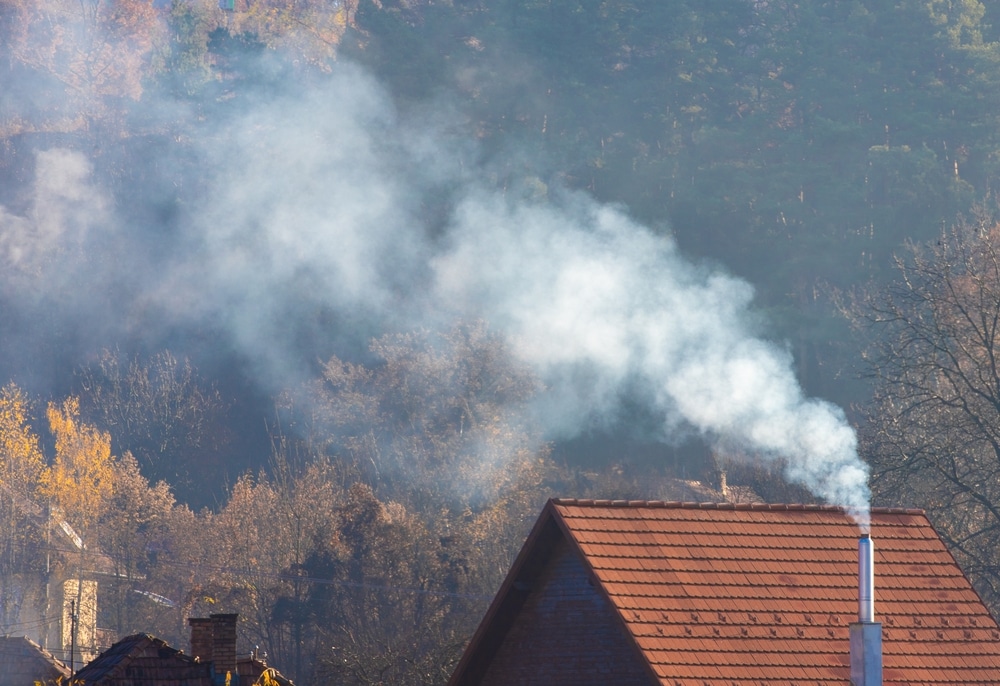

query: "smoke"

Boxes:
[0, 59, 870, 521]
[433, 189, 870, 523]
[0, 148, 132, 392]
[0, 149, 109, 282]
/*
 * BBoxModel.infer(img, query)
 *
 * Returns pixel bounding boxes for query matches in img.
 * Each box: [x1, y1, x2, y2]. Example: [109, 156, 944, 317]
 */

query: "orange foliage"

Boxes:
[40, 397, 115, 535]
[232, 0, 353, 66]
[3, 0, 164, 124]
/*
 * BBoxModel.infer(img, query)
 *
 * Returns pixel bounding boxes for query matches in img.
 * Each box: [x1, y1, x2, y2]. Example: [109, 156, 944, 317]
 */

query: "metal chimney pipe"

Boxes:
[858, 534, 874, 622]
[851, 533, 882, 686]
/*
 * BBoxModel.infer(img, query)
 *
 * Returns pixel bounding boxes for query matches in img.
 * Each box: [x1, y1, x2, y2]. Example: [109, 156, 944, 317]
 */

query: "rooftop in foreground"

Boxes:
[450, 499, 1000, 686]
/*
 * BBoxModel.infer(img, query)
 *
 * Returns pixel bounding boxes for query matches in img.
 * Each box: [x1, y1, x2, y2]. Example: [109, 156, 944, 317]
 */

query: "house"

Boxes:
[0, 486, 112, 663]
[449, 499, 1000, 686]
[68, 633, 214, 685]
[70, 614, 293, 686]
[0, 635, 70, 685]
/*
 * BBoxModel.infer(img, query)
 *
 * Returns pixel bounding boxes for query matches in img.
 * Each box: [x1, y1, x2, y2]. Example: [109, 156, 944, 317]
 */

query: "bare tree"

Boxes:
[848, 210, 1000, 611]
[77, 349, 231, 502]
[311, 321, 545, 509]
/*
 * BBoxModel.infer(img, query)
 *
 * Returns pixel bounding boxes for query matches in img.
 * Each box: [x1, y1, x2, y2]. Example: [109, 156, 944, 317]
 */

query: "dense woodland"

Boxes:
[5, 0, 1000, 683]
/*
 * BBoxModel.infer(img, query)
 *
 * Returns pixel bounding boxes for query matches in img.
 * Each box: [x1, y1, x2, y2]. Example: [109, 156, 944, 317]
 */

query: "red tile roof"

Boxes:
[451, 499, 1000, 686]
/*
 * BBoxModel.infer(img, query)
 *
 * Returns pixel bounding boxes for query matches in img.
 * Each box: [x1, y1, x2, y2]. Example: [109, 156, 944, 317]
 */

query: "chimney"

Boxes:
[189, 614, 239, 678]
[850, 534, 882, 686]
[189, 617, 213, 662]
[211, 613, 239, 677]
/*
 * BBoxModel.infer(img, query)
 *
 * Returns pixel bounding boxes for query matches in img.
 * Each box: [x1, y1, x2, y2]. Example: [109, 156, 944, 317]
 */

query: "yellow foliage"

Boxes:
[0, 383, 45, 503]
[254, 669, 281, 686]
[40, 397, 116, 534]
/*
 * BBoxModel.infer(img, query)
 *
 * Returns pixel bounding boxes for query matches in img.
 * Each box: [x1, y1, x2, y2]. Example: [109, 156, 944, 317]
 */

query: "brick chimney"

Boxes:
[189, 614, 239, 678]
[211, 614, 239, 677]
[188, 617, 213, 662]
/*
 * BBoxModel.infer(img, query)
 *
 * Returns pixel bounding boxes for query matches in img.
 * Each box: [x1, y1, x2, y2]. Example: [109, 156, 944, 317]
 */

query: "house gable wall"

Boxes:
[478, 538, 652, 686]
[0, 637, 69, 686]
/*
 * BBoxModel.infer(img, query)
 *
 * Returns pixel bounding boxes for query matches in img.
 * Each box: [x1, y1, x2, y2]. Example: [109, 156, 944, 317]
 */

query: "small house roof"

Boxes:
[0, 635, 70, 685]
[450, 499, 1000, 685]
[70, 633, 213, 685]
[71, 631, 296, 686]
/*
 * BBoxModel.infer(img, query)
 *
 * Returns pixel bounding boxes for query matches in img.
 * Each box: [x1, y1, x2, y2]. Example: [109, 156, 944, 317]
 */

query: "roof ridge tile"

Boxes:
[550, 498, 925, 515]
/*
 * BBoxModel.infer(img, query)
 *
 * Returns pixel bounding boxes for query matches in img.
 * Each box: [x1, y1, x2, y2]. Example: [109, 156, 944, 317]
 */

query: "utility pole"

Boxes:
[69, 599, 78, 679]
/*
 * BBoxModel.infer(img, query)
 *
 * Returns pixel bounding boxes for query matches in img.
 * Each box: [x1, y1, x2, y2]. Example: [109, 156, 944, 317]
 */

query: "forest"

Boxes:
[5, 0, 1000, 683]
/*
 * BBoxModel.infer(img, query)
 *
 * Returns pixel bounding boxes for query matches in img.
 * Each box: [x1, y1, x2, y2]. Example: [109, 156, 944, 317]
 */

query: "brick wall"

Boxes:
[478, 539, 653, 686]
[210, 613, 238, 676]
[188, 617, 214, 663]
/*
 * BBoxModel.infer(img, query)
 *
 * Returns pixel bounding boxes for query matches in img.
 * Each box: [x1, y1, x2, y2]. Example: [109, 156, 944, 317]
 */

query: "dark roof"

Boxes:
[450, 499, 1000, 686]
[0, 635, 70, 686]
[71, 633, 213, 685]
[71, 633, 296, 686]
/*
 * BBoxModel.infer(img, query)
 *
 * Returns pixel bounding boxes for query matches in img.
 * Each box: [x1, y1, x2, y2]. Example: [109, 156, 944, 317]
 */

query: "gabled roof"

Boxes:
[71, 633, 214, 685]
[0, 635, 70, 685]
[450, 499, 1000, 686]
[71, 631, 296, 686]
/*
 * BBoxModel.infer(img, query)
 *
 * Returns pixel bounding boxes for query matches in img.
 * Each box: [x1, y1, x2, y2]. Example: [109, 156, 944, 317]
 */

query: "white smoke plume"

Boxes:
[0, 149, 109, 282]
[434, 189, 870, 523]
[0, 62, 870, 522]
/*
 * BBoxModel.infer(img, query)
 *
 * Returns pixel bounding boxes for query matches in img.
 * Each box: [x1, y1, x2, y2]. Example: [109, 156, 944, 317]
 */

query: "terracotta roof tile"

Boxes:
[546, 500, 1000, 685]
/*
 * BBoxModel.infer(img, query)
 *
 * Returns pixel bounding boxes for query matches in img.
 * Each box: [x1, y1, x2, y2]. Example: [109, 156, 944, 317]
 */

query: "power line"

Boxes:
[0, 613, 60, 634]
[155, 557, 494, 601]
[32, 546, 493, 601]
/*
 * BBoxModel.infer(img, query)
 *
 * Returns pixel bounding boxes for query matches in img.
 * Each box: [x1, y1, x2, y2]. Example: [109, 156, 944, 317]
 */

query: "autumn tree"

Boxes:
[158, 0, 215, 98]
[235, 0, 351, 67]
[40, 396, 115, 539]
[311, 321, 549, 509]
[2, 0, 165, 128]
[147, 501, 207, 648]
[308, 482, 463, 686]
[180, 446, 351, 683]
[97, 451, 177, 638]
[849, 211, 1000, 612]
[209, 473, 317, 682]
[185, 322, 563, 682]
[0, 383, 46, 633]
[296, 322, 566, 680]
